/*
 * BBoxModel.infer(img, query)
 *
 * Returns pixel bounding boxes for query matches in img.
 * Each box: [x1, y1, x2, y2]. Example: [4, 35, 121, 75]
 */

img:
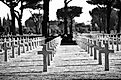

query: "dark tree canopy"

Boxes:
[57, 6, 82, 19]
[21, 0, 43, 9]
[86, 0, 115, 33]
[86, 0, 114, 5]
[113, 0, 121, 33]
[113, 0, 121, 9]
[90, 7, 118, 32]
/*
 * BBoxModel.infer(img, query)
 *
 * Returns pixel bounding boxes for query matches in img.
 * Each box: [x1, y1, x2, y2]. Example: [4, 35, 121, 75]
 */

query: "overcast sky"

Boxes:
[0, 0, 96, 26]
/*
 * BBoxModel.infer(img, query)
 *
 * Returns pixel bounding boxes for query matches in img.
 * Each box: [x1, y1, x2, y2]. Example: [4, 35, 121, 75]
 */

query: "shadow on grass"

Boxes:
[14, 60, 43, 62]
[0, 71, 43, 76]
[7, 64, 43, 68]
[56, 64, 99, 67]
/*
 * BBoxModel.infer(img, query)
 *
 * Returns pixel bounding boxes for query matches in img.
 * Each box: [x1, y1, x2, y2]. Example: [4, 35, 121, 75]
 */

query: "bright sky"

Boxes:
[0, 0, 96, 26]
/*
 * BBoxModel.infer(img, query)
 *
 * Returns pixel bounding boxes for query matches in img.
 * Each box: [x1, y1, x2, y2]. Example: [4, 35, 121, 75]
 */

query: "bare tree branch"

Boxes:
[14, 10, 20, 16]
[67, 0, 73, 4]
[97, 4, 102, 9]
[16, 0, 21, 4]
[14, 13, 19, 20]
[0, 1, 10, 7]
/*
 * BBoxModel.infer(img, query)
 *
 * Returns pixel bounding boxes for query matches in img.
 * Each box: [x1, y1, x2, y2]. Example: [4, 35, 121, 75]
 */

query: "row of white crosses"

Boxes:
[38, 36, 62, 72]
[96, 33, 121, 51]
[79, 33, 121, 51]
[75, 33, 114, 71]
[0, 35, 62, 72]
[75, 32, 121, 53]
[0, 35, 45, 62]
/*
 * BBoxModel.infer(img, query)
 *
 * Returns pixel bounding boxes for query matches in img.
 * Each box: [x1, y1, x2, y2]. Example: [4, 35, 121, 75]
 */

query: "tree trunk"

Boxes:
[18, 19, 23, 35]
[103, 16, 106, 33]
[64, 18, 68, 35]
[70, 18, 73, 36]
[107, 5, 112, 34]
[19, 1, 24, 35]
[99, 17, 101, 33]
[34, 23, 38, 34]
[42, 0, 49, 38]
[10, 7, 16, 35]
[99, 25, 101, 33]
[36, 24, 38, 34]
[117, 10, 121, 33]
[64, 0, 68, 35]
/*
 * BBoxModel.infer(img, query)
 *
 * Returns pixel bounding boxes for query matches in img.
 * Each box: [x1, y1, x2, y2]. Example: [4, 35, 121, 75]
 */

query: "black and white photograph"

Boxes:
[0, 0, 121, 79]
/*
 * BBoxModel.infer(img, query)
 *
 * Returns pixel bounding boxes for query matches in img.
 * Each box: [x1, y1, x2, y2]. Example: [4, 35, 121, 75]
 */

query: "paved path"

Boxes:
[0, 45, 121, 79]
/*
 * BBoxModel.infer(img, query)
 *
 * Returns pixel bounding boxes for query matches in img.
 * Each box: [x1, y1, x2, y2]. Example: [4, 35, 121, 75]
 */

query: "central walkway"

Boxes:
[48, 45, 97, 73]
[0, 45, 121, 79]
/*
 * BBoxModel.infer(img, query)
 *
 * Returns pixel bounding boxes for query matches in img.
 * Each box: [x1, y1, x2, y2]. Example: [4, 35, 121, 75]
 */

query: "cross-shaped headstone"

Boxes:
[18, 40, 26, 55]
[22, 37, 28, 51]
[99, 43, 114, 71]
[11, 40, 18, 58]
[93, 40, 97, 60]
[46, 42, 55, 61]
[2, 42, 11, 61]
[0, 42, 4, 56]
[28, 39, 33, 50]
[86, 38, 94, 55]
[38, 44, 52, 72]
